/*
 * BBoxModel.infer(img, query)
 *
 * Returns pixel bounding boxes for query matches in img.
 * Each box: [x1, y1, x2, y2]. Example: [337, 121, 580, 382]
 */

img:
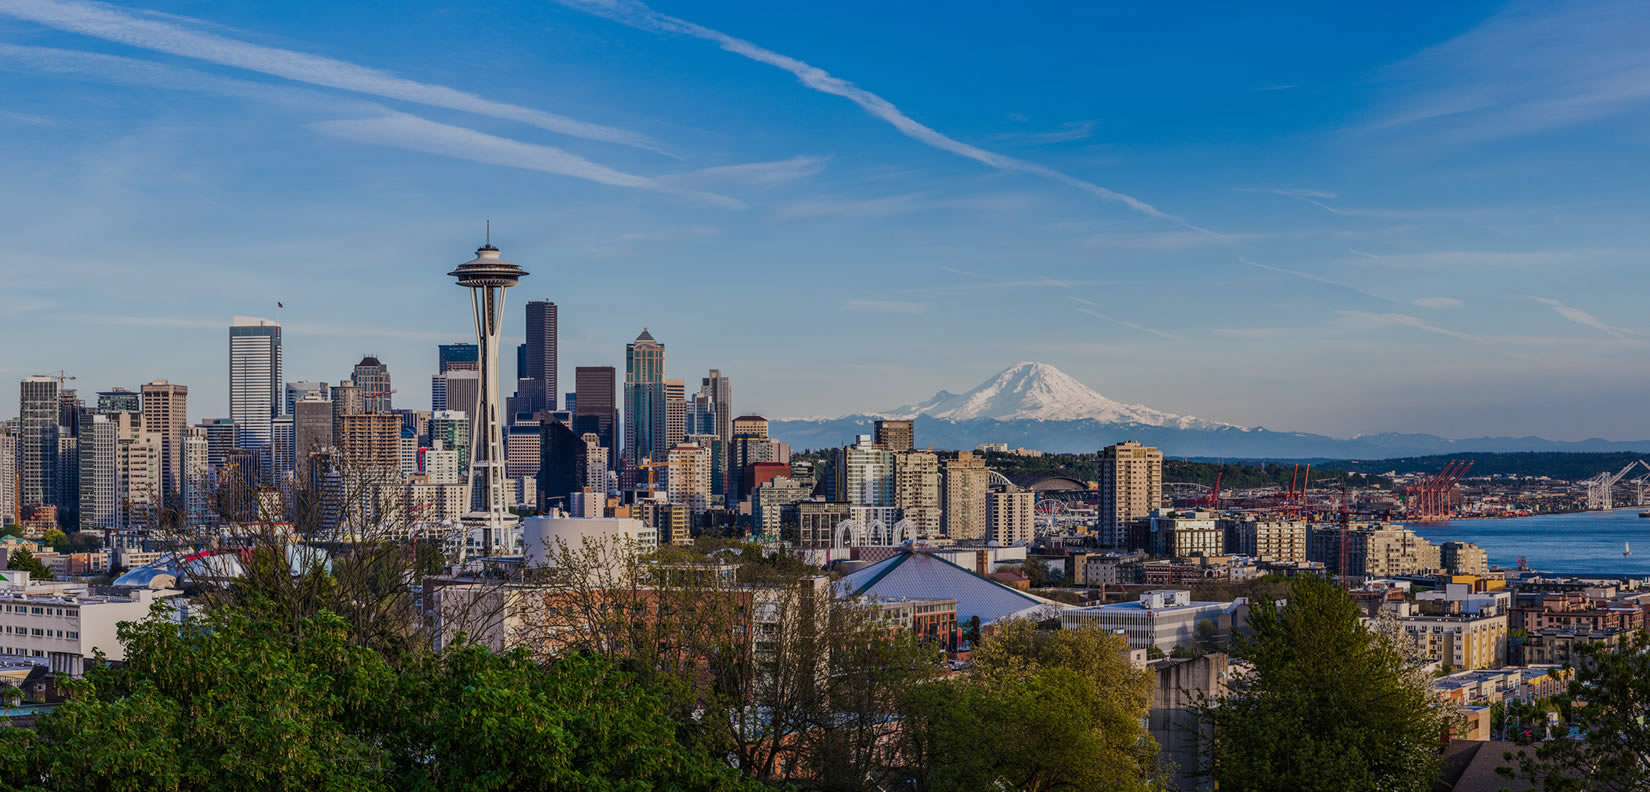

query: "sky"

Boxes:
[2, 0, 1649, 440]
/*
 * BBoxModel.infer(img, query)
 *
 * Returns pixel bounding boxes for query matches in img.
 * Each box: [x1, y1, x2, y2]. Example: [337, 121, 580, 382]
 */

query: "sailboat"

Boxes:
[1626, 541, 1633, 557]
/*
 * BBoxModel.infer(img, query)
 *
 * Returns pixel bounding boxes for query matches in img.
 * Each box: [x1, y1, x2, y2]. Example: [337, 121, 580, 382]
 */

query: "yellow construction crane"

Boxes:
[635, 455, 682, 497]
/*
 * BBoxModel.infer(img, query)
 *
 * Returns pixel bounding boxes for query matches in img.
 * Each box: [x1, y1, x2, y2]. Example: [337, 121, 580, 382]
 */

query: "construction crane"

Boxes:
[1583, 460, 1650, 511]
[635, 455, 682, 498]
[48, 370, 76, 388]
[1405, 460, 1474, 522]
[1199, 472, 1223, 509]
[363, 389, 397, 413]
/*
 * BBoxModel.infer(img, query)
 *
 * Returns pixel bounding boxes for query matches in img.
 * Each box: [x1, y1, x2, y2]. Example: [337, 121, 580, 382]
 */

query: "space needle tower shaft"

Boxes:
[448, 228, 528, 560]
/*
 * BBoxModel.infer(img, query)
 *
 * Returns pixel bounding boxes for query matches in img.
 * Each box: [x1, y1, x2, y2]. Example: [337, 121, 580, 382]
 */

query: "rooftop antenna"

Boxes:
[486, 219, 490, 246]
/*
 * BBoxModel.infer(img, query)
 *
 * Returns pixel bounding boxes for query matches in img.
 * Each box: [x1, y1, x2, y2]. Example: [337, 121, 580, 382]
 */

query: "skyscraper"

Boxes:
[78, 413, 118, 532]
[229, 316, 281, 459]
[942, 452, 989, 541]
[284, 381, 328, 416]
[294, 394, 334, 476]
[524, 300, 558, 413]
[271, 415, 295, 484]
[96, 388, 141, 416]
[19, 376, 60, 523]
[448, 237, 527, 558]
[874, 419, 915, 453]
[664, 379, 686, 451]
[140, 380, 188, 509]
[182, 427, 211, 528]
[352, 356, 392, 413]
[438, 343, 479, 373]
[1098, 441, 1163, 548]
[331, 380, 363, 439]
[0, 424, 15, 526]
[699, 369, 733, 444]
[623, 329, 666, 473]
[573, 366, 617, 468]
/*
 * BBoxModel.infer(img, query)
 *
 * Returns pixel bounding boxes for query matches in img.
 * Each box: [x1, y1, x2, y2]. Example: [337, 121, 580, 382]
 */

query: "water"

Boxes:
[1410, 509, 1650, 577]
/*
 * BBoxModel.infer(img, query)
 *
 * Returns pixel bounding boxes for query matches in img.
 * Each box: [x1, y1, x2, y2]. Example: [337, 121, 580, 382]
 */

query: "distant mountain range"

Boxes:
[769, 362, 1650, 459]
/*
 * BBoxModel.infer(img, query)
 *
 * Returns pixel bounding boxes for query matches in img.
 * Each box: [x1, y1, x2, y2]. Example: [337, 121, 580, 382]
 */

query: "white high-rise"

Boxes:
[78, 414, 118, 532]
[229, 316, 282, 461]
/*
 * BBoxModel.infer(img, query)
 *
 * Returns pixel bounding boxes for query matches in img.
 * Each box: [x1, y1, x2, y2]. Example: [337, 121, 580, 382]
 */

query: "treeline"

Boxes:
[1317, 451, 1650, 481]
[981, 453, 1392, 490]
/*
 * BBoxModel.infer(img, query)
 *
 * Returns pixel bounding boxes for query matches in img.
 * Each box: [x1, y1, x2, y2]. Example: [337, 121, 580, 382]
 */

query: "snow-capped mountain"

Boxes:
[767, 361, 1650, 458]
[882, 362, 1237, 430]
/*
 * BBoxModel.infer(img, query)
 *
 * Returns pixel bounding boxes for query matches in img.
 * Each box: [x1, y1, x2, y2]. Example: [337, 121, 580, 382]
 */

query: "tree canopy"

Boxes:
[5, 547, 53, 580]
[1499, 629, 1650, 791]
[1199, 574, 1455, 792]
[0, 604, 759, 792]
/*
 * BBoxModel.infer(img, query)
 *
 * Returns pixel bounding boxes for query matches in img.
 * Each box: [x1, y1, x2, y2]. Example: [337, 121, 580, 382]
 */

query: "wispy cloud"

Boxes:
[1335, 311, 1481, 342]
[776, 191, 1038, 219]
[1367, 0, 1650, 141]
[1241, 257, 1382, 301]
[844, 299, 927, 314]
[557, 0, 1218, 234]
[661, 155, 826, 188]
[1214, 327, 1291, 339]
[1531, 297, 1636, 341]
[309, 114, 740, 206]
[1238, 187, 1337, 200]
[1070, 298, 1180, 339]
[1345, 248, 1634, 270]
[1413, 296, 1464, 309]
[0, 109, 53, 125]
[990, 120, 1095, 145]
[0, 0, 665, 152]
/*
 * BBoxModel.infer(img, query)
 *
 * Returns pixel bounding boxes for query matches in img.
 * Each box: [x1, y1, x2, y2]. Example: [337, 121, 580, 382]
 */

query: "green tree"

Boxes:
[1199, 574, 1455, 792]
[40, 528, 69, 554]
[900, 621, 1162, 791]
[1499, 630, 1650, 791]
[5, 547, 53, 580]
[0, 523, 23, 539]
[0, 604, 757, 792]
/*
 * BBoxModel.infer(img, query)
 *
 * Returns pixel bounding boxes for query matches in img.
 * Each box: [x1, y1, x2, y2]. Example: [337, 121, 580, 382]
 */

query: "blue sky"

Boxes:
[2, 0, 1649, 440]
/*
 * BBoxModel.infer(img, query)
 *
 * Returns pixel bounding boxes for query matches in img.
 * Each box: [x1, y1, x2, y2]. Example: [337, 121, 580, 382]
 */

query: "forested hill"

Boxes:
[1314, 452, 1650, 481]
[979, 453, 1391, 490]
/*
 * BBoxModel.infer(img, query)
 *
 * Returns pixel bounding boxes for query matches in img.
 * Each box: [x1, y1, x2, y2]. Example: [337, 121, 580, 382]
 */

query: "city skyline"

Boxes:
[3, 0, 1650, 440]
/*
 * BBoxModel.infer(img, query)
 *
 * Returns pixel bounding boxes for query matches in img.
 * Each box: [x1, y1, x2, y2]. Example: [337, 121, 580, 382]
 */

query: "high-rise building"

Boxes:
[667, 443, 711, 514]
[699, 369, 732, 444]
[578, 433, 608, 495]
[833, 436, 895, 508]
[198, 418, 236, 470]
[623, 329, 666, 472]
[399, 427, 419, 478]
[182, 427, 211, 528]
[0, 424, 16, 526]
[987, 488, 1036, 546]
[685, 432, 726, 498]
[505, 425, 541, 479]
[536, 420, 582, 513]
[1098, 441, 1163, 548]
[523, 300, 558, 413]
[96, 388, 141, 416]
[438, 343, 479, 373]
[284, 381, 328, 416]
[424, 440, 462, 485]
[19, 376, 59, 521]
[271, 415, 296, 484]
[664, 379, 686, 452]
[942, 452, 990, 541]
[731, 415, 769, 440]
[294, 394, 334, 475]
[431, 375, 448, 412]
[441, 371, 479, 431]
[229, 316, 282, 459]
[894, 450, 941, 539]
[119, 425, 162, 529]
[331, 380, 363, 439]
[352, 356, 392, 413]
[874, 419, 915, 453]
[77, 414, 118, 531]
[140, 380, 188, 509]
[338, 413, 402, 471]
[429, 410, 470, 473]
[572, 366, 617, 468]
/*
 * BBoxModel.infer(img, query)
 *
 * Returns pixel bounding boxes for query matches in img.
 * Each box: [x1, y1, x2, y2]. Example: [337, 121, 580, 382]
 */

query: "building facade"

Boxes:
[987, 488, 1036, 546]
[623, 330, 666, 474]
[942, 452, 990, 541]
[228, 316, 281, 462]
[1098, 441, 1162, 548]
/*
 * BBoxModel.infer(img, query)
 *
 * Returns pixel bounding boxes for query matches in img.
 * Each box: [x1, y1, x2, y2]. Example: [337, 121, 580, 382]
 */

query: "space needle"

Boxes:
[449, 227, 527, 560]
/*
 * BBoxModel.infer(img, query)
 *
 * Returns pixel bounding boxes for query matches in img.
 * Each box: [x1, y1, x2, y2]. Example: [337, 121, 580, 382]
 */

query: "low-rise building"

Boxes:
[1220, 518, 1306, 562]
[0, 570, 174, 676]
[1060, 589, 1237, 653]
[1398, 603, 1508, 670]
